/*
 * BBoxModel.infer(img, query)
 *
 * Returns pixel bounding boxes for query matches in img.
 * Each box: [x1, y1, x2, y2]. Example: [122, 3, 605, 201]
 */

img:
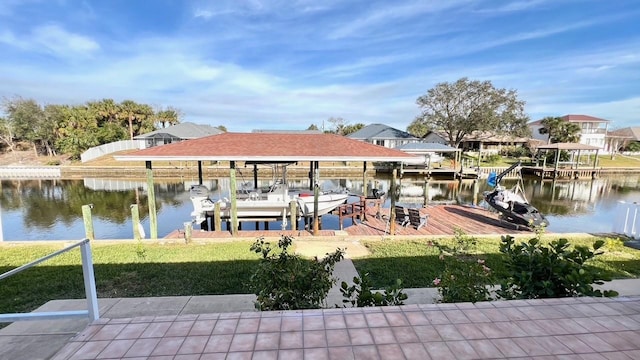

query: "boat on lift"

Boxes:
[484, 161, 549, 230]
[188, 163, 349, 229]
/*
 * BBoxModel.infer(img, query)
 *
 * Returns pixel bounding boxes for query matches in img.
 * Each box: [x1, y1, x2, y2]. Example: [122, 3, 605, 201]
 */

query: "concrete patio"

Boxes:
[2, 259, 640, 359]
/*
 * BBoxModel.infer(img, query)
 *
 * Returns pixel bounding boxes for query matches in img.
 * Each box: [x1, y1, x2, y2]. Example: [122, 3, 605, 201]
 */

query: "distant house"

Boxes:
[608, 126, 640, 152]
[134, 122, 223, 149]
[395, 142, 460, 167]
[423, 130, 528, 153]
[347, 124, 419, 149]
[529, 115, 609, 151]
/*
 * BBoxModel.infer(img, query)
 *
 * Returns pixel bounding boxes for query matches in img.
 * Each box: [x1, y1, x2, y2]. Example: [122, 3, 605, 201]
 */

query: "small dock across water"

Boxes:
[165, 204, 530, 240]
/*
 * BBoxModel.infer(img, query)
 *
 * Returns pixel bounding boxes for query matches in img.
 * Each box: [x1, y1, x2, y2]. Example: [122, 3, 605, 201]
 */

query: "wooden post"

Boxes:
[145, 161, 158, 239]
[198, 161, 203, 184]
[253, 164, 258, 189]
[423, 176, 430, 207]
[289, 200, 297, 231]
[472, 179, 479, 206]
[131, 204, 141, 240]
[230, 161, 238, 235]
[312, 161, 320, 235]
[390, 163, 398, 235]
[553, 150, 560, 178]
[183, 222, 192, 243]
[362, 162, 368, 221]
[214, 202, 222, 232]
[82, 204, 94, 241]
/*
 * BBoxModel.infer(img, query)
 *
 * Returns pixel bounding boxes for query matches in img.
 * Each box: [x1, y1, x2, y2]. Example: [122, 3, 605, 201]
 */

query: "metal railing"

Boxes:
[0, 239, 99, 323]
[613, 201, 640, 239]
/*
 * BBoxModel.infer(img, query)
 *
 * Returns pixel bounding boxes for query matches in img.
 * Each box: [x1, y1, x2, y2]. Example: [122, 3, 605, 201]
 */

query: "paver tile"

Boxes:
[348, 327, 375, 345]
[326, 328, 351, 347]
[370, 327, 396, 344]
[279, 331, 304, 349]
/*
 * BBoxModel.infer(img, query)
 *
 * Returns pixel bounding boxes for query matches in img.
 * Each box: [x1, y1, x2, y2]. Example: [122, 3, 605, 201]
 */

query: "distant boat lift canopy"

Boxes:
[115, 132, 419, 237]
[536, 142, 601, 171]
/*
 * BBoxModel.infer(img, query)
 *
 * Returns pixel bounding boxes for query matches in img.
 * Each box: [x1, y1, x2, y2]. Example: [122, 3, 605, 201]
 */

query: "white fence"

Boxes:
[0, 166, 61, 178]
[613, 201, 640, 239]
[80, 140, 139, 163]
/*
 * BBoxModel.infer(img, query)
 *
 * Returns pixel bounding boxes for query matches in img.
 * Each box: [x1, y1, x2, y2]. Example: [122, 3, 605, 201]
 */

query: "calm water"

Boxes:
[1, 175, 639, 241]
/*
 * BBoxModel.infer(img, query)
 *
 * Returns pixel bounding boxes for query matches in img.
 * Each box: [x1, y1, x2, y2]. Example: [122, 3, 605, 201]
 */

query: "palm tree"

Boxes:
[538, 116, 581, 143]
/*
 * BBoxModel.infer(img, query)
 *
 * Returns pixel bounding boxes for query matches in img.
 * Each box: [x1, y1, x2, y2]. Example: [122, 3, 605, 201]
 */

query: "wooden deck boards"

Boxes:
[165, 204, 530, 239]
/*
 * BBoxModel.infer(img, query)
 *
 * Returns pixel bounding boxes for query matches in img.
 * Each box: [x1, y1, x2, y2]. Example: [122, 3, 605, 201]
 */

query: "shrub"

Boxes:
[432, 229, 494, 303]
[249, 235, 344, 310]
[340, 273, 408, 307]
[497, 233, 618, 299]
[45, 159, 61, 166]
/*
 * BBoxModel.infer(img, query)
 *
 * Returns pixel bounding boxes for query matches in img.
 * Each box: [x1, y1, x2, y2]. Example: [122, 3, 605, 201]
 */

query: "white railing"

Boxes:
[613, 201, 640, 239]
[0, 239, 99, 322]
[0, 166, 61, 178]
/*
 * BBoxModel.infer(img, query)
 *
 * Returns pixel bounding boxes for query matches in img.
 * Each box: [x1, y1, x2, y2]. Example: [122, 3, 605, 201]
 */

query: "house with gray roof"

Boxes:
[134, 122, 223, 149]
[347, 124, 419, 149]
[608, 126, 640, 152]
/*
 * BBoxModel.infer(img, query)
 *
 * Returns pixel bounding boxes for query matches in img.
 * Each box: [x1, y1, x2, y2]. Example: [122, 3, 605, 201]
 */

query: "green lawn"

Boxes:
[2, 235, 639, 318]
[0, 241, 260, 316]
[353, 235, 640, 289]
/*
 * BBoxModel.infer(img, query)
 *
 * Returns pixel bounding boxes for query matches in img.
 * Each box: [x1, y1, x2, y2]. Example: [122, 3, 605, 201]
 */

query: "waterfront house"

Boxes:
[134, 122, 223, 149]
[529, 115, 609, 152]
[607, 126, 640, 152]
[347, 124, 420, 149]
[423, 130, 528, 154]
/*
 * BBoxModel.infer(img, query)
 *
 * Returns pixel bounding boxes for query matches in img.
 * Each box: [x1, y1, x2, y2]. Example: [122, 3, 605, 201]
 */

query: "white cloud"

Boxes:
[0, 24, 99, 58]
[328, 1, 471, 40]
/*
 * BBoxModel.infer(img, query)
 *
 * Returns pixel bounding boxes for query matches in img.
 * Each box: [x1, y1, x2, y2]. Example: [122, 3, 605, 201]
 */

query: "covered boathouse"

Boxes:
[115, 132, 418, 238]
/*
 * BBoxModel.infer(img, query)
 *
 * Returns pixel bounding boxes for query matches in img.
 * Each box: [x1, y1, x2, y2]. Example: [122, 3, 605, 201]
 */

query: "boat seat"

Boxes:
[407, 208, 428, 230]
[395, 205, 409, 227]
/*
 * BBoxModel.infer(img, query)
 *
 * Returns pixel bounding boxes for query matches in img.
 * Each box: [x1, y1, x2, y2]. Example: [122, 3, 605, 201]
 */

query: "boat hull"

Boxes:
[296, 193, 349, 217]
[484, 190, 549, 228]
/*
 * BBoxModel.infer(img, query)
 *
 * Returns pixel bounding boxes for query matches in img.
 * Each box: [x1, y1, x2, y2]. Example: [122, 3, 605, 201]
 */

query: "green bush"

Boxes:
[249, 235, 344, 310]
[45, 159, 61, 166]
[432, 229, 494, 303]
[340, 273, 408, 307]
[497, 233, 618, 299]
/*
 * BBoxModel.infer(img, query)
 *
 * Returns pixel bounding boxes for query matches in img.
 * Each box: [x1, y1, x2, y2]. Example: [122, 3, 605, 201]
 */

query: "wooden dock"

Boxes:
[165, 204, 530, 240]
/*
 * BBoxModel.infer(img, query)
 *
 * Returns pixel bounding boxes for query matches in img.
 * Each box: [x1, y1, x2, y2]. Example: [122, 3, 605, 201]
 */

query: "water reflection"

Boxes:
[1, 175, 639, 240]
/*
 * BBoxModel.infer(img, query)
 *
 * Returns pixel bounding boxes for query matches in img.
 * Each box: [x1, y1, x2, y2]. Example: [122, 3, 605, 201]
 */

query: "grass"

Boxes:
[0, 241, 260, 316]
[352, 235, 640, 289]
[2, 235, 640, 319]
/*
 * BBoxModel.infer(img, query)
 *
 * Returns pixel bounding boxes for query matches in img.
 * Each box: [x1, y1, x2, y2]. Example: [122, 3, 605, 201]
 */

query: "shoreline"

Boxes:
[1, 163, 640, 179]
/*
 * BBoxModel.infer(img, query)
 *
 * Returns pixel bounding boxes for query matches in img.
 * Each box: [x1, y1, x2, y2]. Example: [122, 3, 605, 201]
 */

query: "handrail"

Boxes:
[0, 239, 99, 323]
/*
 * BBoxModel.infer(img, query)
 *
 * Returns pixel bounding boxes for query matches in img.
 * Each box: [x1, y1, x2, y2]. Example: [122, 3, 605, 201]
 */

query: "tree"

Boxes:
[410, 78, 530, 147]
[216, 125, 228, 132]
[2, 97, 58, 156]
[307, 124, 319, 131]
[0, 116, 16, 153]
[155, 106, 181, 128]
[538, 116, 581, 143]
[326, 117, 347, 134]
[120, 100, 155, 140]
[342, 123, 365, 136]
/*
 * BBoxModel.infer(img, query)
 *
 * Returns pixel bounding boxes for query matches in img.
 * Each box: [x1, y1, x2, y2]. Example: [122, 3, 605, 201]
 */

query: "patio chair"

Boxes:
[407, 208, 428, 230]
[394, 205, 409, 227]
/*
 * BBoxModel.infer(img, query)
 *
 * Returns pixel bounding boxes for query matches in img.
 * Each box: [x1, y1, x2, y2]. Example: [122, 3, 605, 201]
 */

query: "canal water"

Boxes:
[1, 175, 639, 241]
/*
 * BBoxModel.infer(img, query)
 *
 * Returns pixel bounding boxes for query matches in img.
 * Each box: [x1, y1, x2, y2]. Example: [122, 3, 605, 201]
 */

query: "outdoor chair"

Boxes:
[407, 208, 428, 230]
[394, 205, 409, 227]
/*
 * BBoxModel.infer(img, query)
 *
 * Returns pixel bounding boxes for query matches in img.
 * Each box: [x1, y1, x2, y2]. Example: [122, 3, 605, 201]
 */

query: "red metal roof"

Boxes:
[116, 132, 418, 162]
[561, 114, 609, 123]
[529, 114, 610, 125]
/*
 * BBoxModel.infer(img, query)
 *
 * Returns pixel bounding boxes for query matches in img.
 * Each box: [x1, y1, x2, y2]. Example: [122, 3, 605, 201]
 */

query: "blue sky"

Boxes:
[0, 0, 639, 132]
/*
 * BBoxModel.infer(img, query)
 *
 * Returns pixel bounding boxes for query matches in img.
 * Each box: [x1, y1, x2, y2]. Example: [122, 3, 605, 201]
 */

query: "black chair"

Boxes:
[407, 208, 428, 230]
[394, 205, 409, 227]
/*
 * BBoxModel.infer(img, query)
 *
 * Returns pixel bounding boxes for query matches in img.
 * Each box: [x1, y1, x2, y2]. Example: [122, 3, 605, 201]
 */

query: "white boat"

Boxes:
[294, 190, 349, 217]
[189, 183, 349, 228]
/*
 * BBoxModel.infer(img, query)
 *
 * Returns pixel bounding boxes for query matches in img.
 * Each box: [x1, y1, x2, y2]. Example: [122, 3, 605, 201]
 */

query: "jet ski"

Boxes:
[484, 161, 549, 229]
